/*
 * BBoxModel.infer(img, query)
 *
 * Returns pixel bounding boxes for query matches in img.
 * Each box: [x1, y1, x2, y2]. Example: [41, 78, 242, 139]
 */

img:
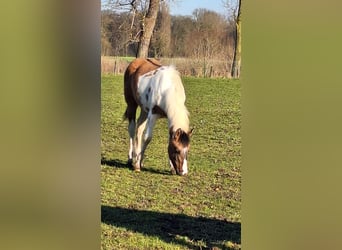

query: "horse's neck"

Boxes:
[147, 67, 189, 132]
[166, 105, 189, 132]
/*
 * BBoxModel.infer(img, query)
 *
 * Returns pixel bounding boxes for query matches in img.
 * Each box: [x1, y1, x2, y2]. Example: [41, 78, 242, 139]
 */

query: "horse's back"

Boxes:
[124, 58, 161, 89]
[136, 65, 187, 123]
[125, 58, 161, 80]
[138, 65, 184, 98]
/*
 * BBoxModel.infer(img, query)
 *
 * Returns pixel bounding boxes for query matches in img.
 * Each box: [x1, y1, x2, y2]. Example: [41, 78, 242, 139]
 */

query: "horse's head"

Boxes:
[168, 128, 193, 176]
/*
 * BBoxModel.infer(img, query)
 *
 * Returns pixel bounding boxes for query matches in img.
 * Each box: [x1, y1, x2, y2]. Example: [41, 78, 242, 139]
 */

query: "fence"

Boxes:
[101, 56, 233, 78]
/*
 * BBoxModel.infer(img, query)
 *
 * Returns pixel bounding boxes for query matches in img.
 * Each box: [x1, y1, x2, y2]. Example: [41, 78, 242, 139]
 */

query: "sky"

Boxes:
[101, 0, 236, 17]
[169, 0, 226, 16]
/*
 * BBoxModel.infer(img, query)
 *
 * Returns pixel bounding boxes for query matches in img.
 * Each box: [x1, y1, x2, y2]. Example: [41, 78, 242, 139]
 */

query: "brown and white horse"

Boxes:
[123, 58, 193, 176]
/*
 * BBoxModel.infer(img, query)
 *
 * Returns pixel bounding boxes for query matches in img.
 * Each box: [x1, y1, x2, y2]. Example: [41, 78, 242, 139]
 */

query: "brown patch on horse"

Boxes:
[169, 128, 190, 147]
[123, 58, 162, 121]
[147, 58, 162, 67]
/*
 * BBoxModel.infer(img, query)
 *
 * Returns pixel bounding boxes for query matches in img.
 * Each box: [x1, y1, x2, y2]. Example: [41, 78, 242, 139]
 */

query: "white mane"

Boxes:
[163, 67, 189, 132]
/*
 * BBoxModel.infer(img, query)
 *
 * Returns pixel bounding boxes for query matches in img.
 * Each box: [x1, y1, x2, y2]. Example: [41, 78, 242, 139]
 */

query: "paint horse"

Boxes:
[123, 58, 193, 176]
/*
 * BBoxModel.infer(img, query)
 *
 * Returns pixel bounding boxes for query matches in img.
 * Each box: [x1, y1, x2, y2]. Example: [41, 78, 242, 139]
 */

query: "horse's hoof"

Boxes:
[133, 164, 141, 172]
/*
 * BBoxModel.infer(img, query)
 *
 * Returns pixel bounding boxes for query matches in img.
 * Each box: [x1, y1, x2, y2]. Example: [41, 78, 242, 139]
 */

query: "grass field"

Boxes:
[101, 75, 241, 249]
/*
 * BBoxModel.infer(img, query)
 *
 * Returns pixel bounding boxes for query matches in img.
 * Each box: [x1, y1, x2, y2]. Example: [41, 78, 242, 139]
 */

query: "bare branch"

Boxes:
[222, 0, 239, 21]
[102, 0, 138, 11]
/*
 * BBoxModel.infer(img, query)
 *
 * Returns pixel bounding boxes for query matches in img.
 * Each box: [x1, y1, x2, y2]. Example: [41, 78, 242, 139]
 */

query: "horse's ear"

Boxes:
[188, 128, 194, 137]
[169, 126, 175, 139]
[173, 128, 182, 140]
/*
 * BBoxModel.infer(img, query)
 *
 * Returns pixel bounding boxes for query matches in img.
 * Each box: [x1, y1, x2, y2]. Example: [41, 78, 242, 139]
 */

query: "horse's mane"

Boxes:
[162, 66, 190, 132]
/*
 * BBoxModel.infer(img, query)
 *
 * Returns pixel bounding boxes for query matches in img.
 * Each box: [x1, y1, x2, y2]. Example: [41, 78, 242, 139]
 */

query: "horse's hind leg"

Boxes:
[134, 110, 148, 171]
[127, 119, 135, 166]
[125, 104, 137, 167]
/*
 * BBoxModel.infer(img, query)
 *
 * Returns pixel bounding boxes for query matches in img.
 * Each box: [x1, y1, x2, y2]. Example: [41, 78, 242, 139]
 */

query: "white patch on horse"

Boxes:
[137, 66, 189, 131]
[182, 158, 188, 175]
[181, 147, 188, 175]
[169, 160, 176, 174]
[129, 138, 133, 160]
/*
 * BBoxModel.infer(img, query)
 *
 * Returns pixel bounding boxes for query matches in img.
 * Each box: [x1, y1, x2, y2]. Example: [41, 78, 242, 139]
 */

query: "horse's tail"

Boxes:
[123, 108, 130, 121]
[123, 105, 138, 122]
[123, 66, 129, 121]
[123, 65, 137, 122]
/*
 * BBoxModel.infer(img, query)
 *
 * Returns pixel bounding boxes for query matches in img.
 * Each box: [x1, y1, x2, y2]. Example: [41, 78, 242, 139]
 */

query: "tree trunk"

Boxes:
[137, 0, 160, 58]
[231, 0, 241, 78]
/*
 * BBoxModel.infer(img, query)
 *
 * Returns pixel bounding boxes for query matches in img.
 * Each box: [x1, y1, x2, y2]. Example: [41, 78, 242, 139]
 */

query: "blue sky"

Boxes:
[101, 1, 235, 17]
[169, 0, 226, 16]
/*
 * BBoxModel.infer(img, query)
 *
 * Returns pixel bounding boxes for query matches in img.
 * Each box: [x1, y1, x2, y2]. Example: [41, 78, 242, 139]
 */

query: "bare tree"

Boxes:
[224, 0, 241, 78]
[150, 1, 171, 57]
[102, 1, 235, 65]
[181, 9, 231, 76]
[136, 0, 160, 57]
[103, 0, 161, 58]
[231, 0, 241, 78]
[170, 16, 195, 57]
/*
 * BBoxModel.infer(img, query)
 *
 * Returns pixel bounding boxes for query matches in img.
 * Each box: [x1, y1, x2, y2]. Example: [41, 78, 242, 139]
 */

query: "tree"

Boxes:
[224, 0, 241, 78]
[101, 1, 236, 65]
[170, 15, 195, 57]
[150, 1, 171, 57]
[103, 0, 161, 58]
[136, 0, 160, 57]
[231, 0, 241, 78]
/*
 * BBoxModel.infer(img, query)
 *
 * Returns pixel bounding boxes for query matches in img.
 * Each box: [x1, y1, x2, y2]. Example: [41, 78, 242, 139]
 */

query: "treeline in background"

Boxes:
[101, 1, 240, 78]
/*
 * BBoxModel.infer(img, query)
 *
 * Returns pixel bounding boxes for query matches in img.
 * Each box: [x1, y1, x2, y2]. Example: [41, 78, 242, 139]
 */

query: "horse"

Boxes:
[123, 58, 193, 176]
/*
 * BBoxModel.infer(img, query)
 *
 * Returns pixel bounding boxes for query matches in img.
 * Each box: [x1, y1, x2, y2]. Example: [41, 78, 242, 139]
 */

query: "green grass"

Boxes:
[101, 75, 241, 249]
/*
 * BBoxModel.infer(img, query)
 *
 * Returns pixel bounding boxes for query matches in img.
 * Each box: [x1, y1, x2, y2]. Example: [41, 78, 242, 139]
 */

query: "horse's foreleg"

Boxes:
[138, 113, 158, 169]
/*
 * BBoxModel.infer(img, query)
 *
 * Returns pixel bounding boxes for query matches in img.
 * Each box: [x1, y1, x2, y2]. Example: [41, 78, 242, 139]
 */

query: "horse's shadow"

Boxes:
[101, 205, 241, 249]
[101, 158, 128, 168]
[101, 157, 170, 175]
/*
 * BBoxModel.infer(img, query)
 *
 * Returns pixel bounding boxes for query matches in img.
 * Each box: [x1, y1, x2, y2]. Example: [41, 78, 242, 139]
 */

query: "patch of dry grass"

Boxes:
[101, 56, 232, 78]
